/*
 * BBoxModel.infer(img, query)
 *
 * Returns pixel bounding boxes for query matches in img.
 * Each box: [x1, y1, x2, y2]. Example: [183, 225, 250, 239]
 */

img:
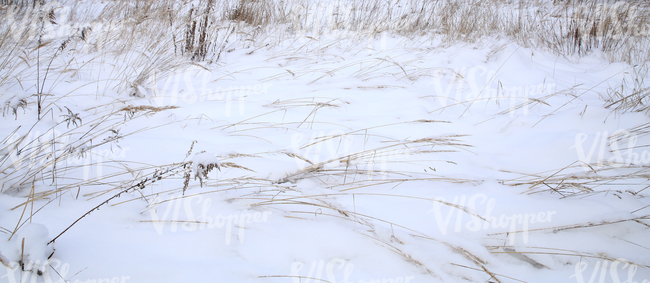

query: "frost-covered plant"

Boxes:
[3, 95, 28, 120]
[190, 151, 221, 189]
[59, 106, 82, 128]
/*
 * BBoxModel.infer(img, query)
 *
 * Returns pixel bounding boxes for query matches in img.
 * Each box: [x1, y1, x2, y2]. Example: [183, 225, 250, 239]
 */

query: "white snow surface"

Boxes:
[0, 223, 53, 277]
[1, 19, 649, 283]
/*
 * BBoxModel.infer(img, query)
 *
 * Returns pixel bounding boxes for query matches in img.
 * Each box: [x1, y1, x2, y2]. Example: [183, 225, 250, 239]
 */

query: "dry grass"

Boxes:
[501, 162, 650, 198]
[605, 63, 650, 114]
[0, 0, 649, 281]
[119, 105, 179, 120]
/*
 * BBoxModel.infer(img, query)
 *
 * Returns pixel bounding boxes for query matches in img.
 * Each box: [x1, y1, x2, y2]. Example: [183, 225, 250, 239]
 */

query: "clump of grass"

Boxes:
[0, 0, 45, 8]
[182, 0, 216, 61]
[542, 0, 650, 60]
[501, 161, 650, 198]
[229, 0, 275, 27]
[119, 105, 179, 120]
[275, 120, 472, 186]
[605, 63, 650, 114]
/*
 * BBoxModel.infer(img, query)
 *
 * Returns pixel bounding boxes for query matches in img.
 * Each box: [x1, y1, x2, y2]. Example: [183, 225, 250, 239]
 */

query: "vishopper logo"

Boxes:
[289, 258, 415, 283]
[574, 130, 650, 171]
[2, 258, 131, 283]
[289, 130, 410, 180]
[143, 67, 271, 113]
[146, 195, 272, 245]
[570, 258, 649, 283]
[3, 129, 129, 181]
[428, 66, 555, 116]
[428, 193, 556, 245]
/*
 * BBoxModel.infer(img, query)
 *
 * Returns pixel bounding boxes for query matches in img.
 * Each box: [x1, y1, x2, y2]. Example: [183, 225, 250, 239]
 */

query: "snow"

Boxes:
[1, 2, 650, 283]
[191, 152, 221, 179]
[0, 223, 53, 277]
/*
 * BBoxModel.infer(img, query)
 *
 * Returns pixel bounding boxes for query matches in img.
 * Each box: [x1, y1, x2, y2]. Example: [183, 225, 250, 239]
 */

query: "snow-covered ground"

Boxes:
[1, 1, 650, 283]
